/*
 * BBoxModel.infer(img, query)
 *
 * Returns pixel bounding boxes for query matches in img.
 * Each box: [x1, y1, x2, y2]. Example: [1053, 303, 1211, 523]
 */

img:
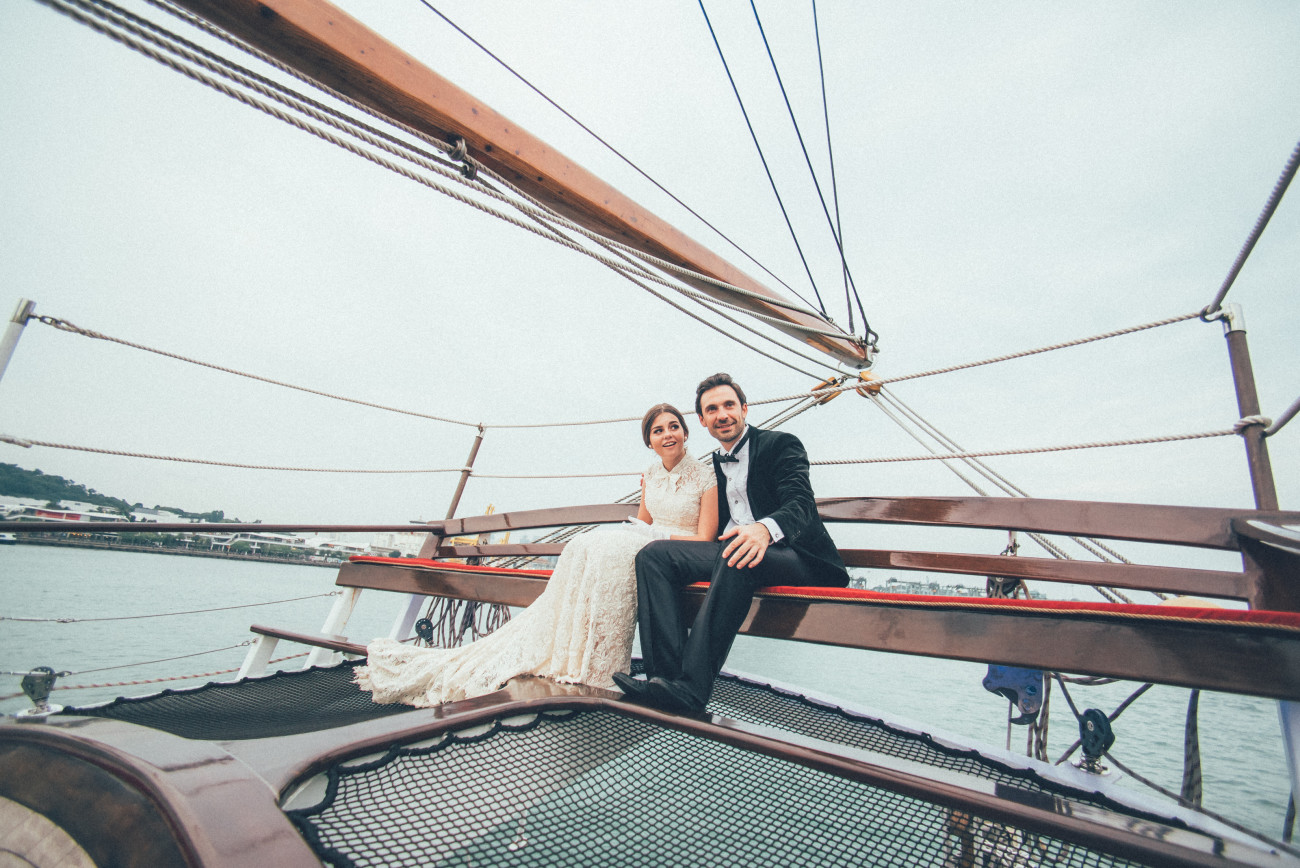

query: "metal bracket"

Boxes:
[14, 666, 66, 718]
[1203, 301, 1246, 334]
[1074, 708, 1116, 774]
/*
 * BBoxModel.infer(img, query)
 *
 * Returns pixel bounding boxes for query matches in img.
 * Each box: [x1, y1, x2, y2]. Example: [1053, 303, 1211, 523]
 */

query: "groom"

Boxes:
[614, 373, 849, 713]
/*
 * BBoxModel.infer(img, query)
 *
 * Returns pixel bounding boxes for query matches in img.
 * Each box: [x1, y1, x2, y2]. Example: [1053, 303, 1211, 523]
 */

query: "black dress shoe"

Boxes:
[641, 677, 706, 714]
[612, 672, 650, 698]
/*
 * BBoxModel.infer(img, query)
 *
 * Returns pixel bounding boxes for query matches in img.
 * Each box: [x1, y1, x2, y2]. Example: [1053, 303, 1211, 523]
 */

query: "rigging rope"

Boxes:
[1202, 138, 1300, 317]
[697, 0, 828, 317]
[69, 640, 256, 677]
[41, 0, 848, 385]
[493, 209, 837, 380]
[412, 1, 814, 312]
[1, 591, 341, 623]
[3, 426, 1239, 478]
[29, 304, 1200, 430]
[752, 310, 1205, 402]
[748, 0, 873, 343]
[867, 390, 1148, 602]
[0, 436, 467, 474]
[0, 652, 311, 702]
[810, 426, 1238, 465]
[811, 0, 864, 338]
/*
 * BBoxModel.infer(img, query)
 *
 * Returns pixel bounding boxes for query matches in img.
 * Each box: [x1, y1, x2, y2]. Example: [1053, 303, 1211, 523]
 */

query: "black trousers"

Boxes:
[633, 540, 844, 706]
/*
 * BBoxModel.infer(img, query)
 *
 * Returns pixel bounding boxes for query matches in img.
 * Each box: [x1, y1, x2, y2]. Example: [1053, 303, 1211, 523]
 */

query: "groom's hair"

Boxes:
[694, 373, 747, 415]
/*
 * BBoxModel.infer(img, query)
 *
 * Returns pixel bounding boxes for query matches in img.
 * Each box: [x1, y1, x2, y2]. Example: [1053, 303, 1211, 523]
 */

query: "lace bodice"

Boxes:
[643, 456, 716, 536]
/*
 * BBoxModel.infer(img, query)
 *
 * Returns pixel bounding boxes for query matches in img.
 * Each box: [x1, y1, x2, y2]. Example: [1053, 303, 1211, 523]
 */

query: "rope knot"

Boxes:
[0, 435, 33, 448]
[1233, 415, 1272, 435]
[450, 137, 478, 180]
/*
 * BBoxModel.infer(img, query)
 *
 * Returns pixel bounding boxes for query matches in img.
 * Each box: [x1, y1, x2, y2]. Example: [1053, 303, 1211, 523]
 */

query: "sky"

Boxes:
[0, 1, 1297, 570]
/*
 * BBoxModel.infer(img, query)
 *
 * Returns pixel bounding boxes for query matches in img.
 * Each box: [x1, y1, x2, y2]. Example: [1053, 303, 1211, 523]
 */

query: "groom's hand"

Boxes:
[721, 523, 771, 568]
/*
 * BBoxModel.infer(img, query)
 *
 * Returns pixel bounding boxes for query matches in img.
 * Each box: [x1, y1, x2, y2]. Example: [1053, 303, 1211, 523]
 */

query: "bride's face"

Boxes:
[647, 411, 687, 465]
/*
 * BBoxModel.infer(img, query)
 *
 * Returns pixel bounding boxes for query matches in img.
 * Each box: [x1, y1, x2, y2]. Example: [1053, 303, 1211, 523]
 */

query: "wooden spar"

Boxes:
[165, 0, 869, 368]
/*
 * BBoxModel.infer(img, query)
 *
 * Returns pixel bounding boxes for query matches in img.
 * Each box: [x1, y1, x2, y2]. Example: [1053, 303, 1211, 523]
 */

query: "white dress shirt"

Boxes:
[717, 426, 785, 543]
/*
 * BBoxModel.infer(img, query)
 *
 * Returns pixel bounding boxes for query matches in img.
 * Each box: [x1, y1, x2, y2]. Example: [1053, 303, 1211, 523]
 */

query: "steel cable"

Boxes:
[1, 591, 341, 623]
[697, 0, 828, 316]
[412, 0, 816, 312]
[749, 0, 872, 342]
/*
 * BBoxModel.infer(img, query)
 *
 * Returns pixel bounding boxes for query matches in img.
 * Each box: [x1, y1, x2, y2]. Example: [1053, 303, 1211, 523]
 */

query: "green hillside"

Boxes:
[0, 463, 227, 521]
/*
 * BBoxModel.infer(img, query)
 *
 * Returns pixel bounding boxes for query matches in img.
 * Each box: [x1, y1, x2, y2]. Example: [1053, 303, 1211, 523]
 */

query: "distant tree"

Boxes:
[1, 463, 131, 514]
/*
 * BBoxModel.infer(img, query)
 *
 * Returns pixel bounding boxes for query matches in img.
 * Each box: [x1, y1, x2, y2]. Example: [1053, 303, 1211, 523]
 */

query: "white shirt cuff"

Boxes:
[758, 517, 784, 544]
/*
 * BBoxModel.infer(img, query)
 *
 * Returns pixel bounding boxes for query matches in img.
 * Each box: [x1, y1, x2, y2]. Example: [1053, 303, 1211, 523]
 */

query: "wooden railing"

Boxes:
[239, 495, 1300, 700]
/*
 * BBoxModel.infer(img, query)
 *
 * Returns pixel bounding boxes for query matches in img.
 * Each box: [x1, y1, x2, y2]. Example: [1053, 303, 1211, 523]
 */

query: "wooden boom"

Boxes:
[167, 0, 869, 367]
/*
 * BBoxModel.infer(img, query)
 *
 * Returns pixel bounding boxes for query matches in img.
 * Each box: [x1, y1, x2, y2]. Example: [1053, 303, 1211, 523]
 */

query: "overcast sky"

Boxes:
[1, 1, 1296, 566]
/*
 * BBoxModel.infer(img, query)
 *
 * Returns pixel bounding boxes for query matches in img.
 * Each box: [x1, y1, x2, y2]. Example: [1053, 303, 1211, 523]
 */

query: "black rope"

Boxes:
[811, 1, 874, 345]
[812, 0, 849, 334]
[414, 2, 816, 313]
[750, 0, 873, 342]
[698, 0, 828, 317]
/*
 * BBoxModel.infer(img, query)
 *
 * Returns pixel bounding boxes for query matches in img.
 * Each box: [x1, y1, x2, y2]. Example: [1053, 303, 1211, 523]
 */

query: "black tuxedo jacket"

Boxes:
[713, 425, 848, 586]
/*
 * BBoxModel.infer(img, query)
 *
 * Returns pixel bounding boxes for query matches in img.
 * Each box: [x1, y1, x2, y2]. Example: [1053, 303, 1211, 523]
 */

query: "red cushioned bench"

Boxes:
[245, 497, 1300, 700]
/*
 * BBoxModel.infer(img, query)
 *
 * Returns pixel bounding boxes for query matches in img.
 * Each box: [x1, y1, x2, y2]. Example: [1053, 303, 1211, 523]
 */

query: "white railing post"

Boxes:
[0, 299, 36, 386]
[1279, 702, 1300, 839]
[305, 587, 361, 668]
[389, 426, 486, 641]
[238, 635, 279, 679]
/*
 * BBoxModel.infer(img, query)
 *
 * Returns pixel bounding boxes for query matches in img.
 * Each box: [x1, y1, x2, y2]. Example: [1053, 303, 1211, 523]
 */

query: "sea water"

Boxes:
[0, 544, 1289, 841]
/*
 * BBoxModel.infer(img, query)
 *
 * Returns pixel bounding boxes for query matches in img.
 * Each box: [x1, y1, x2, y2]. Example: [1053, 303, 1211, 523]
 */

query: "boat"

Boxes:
[2, 0, 1299, 865]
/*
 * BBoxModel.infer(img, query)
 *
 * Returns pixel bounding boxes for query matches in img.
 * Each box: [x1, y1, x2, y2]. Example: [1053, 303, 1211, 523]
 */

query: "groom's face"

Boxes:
[698, 385, 748, 448]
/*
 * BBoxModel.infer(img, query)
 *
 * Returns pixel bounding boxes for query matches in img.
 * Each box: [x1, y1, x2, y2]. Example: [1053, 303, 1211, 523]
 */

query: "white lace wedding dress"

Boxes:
[356, 456, 716, 707]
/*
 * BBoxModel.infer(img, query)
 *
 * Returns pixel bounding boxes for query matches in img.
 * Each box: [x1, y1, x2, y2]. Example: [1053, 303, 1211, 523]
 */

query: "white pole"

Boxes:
[1279, 702, 1300, 838]
[0, 299, 36, 386]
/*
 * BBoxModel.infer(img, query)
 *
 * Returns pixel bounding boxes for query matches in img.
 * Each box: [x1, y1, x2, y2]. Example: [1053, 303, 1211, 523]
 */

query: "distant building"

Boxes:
[130, 507, 192, 523]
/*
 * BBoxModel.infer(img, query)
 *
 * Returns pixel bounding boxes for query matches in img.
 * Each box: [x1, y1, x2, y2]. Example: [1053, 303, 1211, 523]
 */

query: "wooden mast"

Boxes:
[166, 0, 869, 368]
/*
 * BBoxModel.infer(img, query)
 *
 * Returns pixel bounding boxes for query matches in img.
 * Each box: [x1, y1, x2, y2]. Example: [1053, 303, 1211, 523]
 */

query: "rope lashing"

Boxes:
[1234, 415, 1273, 434]
[1, 591, 341, 623]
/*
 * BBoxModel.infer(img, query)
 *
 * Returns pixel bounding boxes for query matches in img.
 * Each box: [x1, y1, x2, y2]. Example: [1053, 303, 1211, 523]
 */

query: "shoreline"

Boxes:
[9, 536, 341, 568]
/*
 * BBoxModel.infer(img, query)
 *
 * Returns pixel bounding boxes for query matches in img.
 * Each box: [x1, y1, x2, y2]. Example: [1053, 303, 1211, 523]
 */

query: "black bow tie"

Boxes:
[714, 429, 750, 464]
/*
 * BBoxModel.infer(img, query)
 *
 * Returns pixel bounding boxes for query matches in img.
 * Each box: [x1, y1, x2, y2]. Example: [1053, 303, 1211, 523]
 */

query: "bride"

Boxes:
[356, 402, 718, 707]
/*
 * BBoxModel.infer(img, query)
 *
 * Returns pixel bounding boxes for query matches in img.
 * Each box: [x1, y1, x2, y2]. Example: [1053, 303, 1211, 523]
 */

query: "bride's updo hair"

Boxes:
[641, 403, 689, 447]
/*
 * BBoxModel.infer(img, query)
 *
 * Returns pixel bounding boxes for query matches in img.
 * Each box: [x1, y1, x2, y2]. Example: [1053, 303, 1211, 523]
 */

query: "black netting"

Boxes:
[63, 660, 411, 739]
[708, 671, 1081, 800]
[287, 709, 1151, 868]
